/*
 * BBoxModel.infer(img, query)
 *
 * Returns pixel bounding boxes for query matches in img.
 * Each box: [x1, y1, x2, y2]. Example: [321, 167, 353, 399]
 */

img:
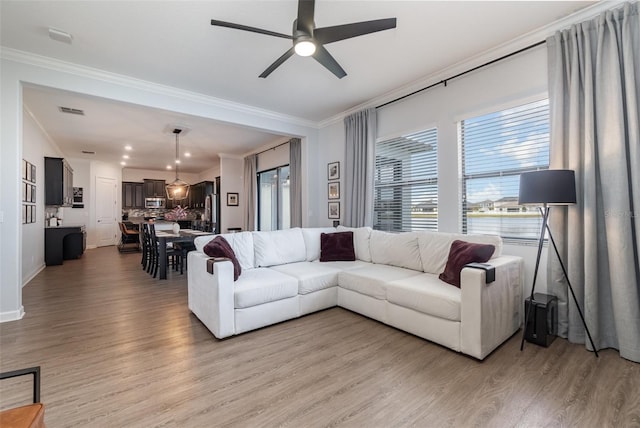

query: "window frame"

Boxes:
[257, 163, 290, 231]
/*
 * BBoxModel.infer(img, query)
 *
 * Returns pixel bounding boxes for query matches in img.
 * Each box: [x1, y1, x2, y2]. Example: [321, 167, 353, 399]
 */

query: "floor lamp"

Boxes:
[518, 170, 598, 357]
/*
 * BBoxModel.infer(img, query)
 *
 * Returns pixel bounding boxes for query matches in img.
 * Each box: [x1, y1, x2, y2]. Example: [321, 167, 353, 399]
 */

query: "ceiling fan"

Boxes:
[211, 0, 397, 79]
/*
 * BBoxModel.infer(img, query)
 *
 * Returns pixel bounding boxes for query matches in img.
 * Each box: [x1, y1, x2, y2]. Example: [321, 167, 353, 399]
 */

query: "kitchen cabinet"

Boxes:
[189, 181, 214, 209]
[122, 182, 144, 208]
[143, 179, 166, 198]
[45, 157, 74, 206]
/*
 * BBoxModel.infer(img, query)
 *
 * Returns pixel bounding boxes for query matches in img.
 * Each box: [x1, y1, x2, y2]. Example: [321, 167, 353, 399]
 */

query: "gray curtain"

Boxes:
[289, 138, 302, 228]
[344, 108, 377, 227]
[547, 2, 640, 362]
[243, 154, 258, 232]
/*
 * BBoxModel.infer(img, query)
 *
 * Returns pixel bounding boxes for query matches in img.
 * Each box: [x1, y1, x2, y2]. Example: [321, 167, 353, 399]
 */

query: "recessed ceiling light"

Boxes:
[184, 152, 191, 157]
[166, 165, 172, 170]
[175, 159, 181, 164]
[122, 155, 129, 159]
[120, 161, 126, 166]
[124, 145, 132, 151]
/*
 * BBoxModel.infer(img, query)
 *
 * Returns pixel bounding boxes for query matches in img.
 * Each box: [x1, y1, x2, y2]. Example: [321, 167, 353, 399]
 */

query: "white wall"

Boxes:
[122, 168, 200, 184]
[315, 122, 346, 227]
[219, 156, 244, 232]
[198, 164, 221, 182]
[314, 46, 550, 297]
[21, 109, 64, 286]
[257, 142, 289, 172]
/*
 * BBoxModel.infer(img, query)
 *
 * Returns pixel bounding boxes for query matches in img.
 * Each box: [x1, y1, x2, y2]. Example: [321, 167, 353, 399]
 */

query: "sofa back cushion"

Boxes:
[253, 228, 307, 267]
[369, 230, 422, 271]
[417, 231, 503, 274]
[194, 232, 255, 270]
[336, 226, 372, 262]
[301, 227, 337, 261]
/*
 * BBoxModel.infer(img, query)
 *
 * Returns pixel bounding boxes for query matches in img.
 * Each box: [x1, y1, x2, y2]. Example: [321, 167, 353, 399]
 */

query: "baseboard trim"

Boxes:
[0, 306, 25, 323]
[86, 245, 97, 250]
[22, 264, 46, 287]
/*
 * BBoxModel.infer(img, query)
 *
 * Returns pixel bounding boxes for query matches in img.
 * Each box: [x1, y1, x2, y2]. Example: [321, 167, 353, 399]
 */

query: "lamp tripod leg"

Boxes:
[520, 206, 549, 351]
[546, 226, 599, 357]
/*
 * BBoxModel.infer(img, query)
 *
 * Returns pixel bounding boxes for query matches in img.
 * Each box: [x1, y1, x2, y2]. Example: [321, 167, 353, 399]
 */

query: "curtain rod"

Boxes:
[376, 40, 547, 110]
[253, 139, 291, 157]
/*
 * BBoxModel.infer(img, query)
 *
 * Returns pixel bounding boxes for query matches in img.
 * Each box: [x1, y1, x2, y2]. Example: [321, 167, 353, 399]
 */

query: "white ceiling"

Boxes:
[2, 1, 598, 173]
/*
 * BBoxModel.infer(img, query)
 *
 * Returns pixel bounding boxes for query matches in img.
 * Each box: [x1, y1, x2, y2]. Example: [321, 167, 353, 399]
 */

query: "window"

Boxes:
[374, 128, 438, 232]
[460, 99, 549, 241]
[258, 165, 290, 231]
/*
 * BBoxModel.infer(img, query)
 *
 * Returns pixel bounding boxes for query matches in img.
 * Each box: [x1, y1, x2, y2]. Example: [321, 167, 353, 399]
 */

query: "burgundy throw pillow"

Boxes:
[439, 240, 495, 287]
[203, 236, 241, 281]
[320, 231, 356, 262]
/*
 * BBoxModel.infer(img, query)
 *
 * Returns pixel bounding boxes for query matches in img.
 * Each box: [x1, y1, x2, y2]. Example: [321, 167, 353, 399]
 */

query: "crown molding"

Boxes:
[317, 0, 628, 128]
[1, 47, 319, 130]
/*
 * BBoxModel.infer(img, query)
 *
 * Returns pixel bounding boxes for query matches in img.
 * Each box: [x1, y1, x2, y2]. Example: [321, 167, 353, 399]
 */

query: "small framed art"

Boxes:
[227, 192, 239, 206]
[327, 161, 340, 180]
[328, 201, 340, 219]
[328, 182, 340, 200]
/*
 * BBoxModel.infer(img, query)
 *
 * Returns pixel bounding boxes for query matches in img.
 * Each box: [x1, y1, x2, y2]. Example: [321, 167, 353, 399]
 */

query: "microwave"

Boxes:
[145, 197, 166, 209]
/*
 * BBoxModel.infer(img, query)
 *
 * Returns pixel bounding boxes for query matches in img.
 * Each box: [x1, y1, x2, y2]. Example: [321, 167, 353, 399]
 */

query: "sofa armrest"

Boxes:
[459, 255, 524, 360]
[187, 251, 235, 338]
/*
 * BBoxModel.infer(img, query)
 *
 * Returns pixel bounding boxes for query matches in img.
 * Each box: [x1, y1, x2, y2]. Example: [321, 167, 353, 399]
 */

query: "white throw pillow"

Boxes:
[301, 227, 337, 261]
[253, 228, 307, 267]
[417, 231, 455, 274]
[369, 230, 422, 271]
[336, 225, 372, 262]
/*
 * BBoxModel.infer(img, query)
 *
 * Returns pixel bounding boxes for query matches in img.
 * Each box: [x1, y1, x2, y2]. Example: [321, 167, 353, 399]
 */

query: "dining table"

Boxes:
[155, 229, 214, 279]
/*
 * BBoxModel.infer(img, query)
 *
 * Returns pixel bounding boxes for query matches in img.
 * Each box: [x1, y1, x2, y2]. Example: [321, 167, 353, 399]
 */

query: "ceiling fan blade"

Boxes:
[296, 0, 315, 34]
[314, 18, 397, 44]
[312, 45, 347, 79]
[211, 19, 292, 40]
[259, 47, 295, 78]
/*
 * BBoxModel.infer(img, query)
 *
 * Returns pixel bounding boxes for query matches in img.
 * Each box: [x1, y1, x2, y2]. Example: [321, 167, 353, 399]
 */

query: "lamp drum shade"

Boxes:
[518, 170, 576, 205]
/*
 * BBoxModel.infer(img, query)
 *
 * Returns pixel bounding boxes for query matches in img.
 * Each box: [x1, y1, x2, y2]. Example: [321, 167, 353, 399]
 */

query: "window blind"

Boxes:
[374, 128, 438, 232]
[460, 99, 549, 241]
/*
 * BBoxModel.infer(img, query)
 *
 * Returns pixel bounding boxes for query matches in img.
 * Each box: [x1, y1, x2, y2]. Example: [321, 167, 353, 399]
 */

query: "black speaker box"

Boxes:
[524, 293, 557, 347]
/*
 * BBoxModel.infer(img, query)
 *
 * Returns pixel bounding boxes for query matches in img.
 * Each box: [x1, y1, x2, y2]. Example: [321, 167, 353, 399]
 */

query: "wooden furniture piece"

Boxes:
[143, 224, 191, 279]
[143, 179, 166, 198]
[122, 182, 144, 209]
[118, 222, 140, 253]
[44, 157, 73, 207]
[155, 229, 213, 279]
[44, 225, 86, 266]
[0, 366, 45, 428]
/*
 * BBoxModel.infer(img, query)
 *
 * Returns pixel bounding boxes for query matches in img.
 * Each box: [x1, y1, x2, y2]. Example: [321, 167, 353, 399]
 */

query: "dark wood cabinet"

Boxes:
[45, 157, 74, 206]
[143, 179, 166, 198]
[45, 225, 86, 266]
[189, 181, 214, 209]
[122, 182, 144, 209]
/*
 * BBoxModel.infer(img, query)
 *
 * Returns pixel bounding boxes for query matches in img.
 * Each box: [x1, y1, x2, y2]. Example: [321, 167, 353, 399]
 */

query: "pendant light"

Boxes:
[165, 128, 190, 201]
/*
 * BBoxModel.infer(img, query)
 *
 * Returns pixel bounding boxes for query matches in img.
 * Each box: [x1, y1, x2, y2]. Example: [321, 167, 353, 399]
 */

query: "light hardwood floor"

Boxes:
[1, 247, 639, 427]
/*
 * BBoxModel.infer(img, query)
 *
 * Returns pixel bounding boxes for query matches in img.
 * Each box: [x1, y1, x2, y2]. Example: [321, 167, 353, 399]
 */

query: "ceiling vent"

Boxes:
[81, 150, 95, 155]
[58, 106, 85, 115]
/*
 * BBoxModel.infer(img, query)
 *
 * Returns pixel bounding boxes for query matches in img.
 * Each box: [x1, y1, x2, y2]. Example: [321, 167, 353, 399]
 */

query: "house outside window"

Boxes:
[258, 165, 290, 231]
[460, 99, 550, 241]
[374, 128, 438, 232]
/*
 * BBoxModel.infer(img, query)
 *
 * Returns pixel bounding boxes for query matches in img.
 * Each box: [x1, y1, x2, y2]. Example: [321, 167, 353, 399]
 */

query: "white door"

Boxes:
[96, 176, 117, 247]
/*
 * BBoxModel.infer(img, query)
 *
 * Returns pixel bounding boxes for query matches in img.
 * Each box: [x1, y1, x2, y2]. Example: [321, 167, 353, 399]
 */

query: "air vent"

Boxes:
[58, 106, 85, 115]
[81, 150, 95, 155]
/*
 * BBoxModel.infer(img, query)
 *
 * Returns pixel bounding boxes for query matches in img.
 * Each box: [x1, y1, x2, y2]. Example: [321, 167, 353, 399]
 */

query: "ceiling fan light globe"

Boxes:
[294, 40, 316, 56]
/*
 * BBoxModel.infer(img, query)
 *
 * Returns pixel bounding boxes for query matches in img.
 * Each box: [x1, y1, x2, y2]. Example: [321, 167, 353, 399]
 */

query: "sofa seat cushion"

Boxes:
[234, 268, 298, 309]
[271, 262, 341, 294]
[386, 274, 462, 321]
[314, 260, 371, 271]
[339, 264, 422, 300]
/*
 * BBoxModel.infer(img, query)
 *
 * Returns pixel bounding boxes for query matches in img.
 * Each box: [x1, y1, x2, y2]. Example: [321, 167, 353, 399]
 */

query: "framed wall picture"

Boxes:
[328, 182, 340, 200]
[30, 163, 36, 183]
[328, 201, 340, 219]
[327, 161, 340, 180]
[227, 192, 239, 206]
[22, 160, 28, 180]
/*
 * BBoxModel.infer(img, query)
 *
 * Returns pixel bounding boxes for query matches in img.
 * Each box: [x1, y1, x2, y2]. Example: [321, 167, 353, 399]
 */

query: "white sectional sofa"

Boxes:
[188, 227, 524, 360]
